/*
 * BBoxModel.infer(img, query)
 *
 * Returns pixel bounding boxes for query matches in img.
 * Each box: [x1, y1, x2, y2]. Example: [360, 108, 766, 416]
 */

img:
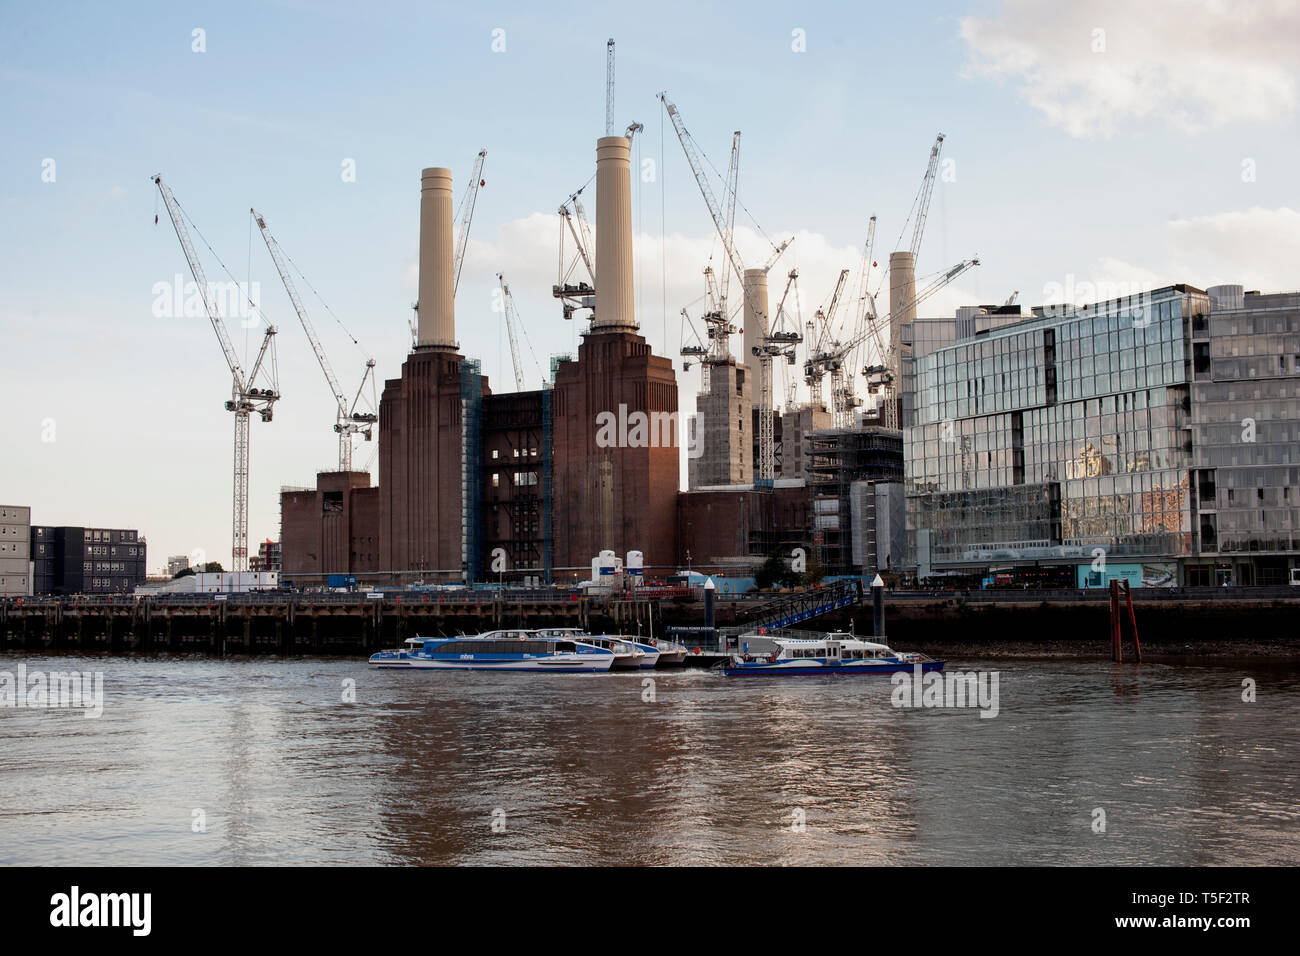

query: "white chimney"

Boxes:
[593, 136, 636, 332]
[417, 167, 455, 349]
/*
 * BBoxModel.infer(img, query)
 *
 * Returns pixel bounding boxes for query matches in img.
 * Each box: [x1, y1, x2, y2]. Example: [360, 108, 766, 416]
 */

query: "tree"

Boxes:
[172, 567, 195, 579]
[802, 557, 826, 587]
[754, 552, 786, 590]
[202, 561, 224, 573]
[755, 551, 802, 590]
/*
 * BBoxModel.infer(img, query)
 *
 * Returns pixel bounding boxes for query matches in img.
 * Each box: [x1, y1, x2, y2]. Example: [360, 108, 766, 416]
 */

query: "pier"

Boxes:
[4, 585, 1299, 658]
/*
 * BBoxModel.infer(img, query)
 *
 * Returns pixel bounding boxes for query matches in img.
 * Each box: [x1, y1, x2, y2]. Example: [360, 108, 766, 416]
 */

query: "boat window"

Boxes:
[555, 641, 575, 651]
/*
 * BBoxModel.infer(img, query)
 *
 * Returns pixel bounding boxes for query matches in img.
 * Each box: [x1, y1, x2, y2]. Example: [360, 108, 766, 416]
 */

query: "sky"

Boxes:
[2, 0, 1298, 573]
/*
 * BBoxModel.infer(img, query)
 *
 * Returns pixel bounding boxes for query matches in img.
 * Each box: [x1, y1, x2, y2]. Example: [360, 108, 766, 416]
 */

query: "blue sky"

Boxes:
[2, 0, 1297, 571]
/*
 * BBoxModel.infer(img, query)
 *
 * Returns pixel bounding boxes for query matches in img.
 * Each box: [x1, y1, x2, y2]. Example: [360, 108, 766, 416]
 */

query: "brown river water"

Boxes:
[1, 652, 1296, 865]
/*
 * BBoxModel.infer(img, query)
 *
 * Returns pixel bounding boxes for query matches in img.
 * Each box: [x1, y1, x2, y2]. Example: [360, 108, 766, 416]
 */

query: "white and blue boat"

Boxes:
[534, 627, 660, 669]
[722, 631, 944, 677]
[369, 629, 615, 672]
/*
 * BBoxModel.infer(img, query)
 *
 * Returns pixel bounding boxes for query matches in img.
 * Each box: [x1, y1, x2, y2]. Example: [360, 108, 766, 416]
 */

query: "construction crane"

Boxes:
[153, 175, 280, 573]
[861, 257, 981, 427]
[554, 185, 596, 320]
[453, 149, 487, 294]
[252, 208, 378, 472]
[605, 39, 615, 136]
[803, 268, 851, 408]
[552, 115, 640, 323]
[496, 273, 526, 391]
[751, 268, 803, 479]
[905, 133, 944, 262]
[833, 216, 880, 429]
[660, 93, 763, 340]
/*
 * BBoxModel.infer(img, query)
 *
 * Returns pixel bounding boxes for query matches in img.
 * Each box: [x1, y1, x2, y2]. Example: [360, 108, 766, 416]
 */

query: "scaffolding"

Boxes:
[542, 386, 554, 584]
[461, 359, 483, 583]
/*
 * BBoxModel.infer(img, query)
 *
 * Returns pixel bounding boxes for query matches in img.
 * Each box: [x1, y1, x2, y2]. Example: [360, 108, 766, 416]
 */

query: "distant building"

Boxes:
[808, 425, 905, 574]
[166, 554, 190, 577]
[0, 505, 32, 596]
[249, 539, 281, 573]
[30, 526, 147, 594]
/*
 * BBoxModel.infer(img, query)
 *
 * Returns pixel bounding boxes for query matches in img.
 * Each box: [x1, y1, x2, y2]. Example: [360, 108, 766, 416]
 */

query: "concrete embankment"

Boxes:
[1, 589, 1296, 658]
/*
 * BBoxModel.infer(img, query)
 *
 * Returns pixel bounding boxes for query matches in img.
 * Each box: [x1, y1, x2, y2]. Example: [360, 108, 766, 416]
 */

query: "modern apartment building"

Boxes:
[904, 282, 1299, 586]
[30, 526, 148, 594]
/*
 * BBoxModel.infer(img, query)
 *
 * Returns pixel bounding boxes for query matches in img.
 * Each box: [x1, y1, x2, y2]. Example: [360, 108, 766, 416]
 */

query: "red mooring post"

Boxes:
[1124, 581, 1142, 663]
[1108, 579, 1142, 663]
[1108, 579, 1123, 662]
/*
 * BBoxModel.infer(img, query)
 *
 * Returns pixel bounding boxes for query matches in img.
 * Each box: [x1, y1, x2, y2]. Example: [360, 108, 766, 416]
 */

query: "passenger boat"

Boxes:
[652, 638, 688, 667]
[722, 631, 944, 676]
[368, 629, 615, 672]
[535, 627, 659, 669]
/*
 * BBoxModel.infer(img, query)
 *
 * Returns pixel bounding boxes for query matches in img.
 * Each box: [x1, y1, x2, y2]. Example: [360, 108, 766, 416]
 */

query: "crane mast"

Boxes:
[605, 39, 615, 136]
[496, 273, 526, 391]
[252, 208, 377, 472]
[154, 175, 280, 572]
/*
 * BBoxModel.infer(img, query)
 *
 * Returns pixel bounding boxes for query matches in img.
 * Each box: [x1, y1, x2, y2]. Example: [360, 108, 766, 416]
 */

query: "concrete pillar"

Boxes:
[889, 251, 916, 367]
[593, 136, 636, 332]
[742, 268, 769, 379]
[417, 167, 456, 349]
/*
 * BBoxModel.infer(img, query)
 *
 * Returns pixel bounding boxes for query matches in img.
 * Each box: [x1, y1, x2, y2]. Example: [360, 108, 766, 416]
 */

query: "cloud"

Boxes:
[960, 0, 1300, 138]
[1029, 206, 1300, 301]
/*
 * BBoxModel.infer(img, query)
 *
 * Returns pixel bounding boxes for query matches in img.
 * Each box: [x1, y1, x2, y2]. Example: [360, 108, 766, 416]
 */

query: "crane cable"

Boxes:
[261, 212, 372, 363]
[168, 192, 276, 378]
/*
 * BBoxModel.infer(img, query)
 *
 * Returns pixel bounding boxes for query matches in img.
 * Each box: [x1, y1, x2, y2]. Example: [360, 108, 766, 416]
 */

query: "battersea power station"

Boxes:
[281, 135, 694, 586]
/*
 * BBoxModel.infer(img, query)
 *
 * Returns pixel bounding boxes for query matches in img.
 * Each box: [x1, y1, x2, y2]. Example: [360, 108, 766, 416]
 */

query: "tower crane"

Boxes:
[453, 149, 487, 294]
[861, 257, 981, 426]
[252, 208, 378, 472]
[661, 92, 793, 477]
[751, 268, 803, 479]
[496, 273, 526, 391]
[661, 92, 784, 346]
[803, 269, 850, 408]
[605, 38, 616, 136]
[831, 216, 880, 429]
[905, 134, 944, 262]
[153, 175, 280, 573]
[554, 185, 596, 321]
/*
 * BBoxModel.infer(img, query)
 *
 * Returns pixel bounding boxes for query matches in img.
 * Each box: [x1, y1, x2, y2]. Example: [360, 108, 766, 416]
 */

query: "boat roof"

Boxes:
[773, 636, 892, 650]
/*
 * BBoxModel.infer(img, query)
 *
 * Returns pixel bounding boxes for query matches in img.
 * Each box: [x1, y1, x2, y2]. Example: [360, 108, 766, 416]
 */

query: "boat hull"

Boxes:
[369, 654, 613, 673]
[628, 643, 661, 669]
[723, 658, 945, 677]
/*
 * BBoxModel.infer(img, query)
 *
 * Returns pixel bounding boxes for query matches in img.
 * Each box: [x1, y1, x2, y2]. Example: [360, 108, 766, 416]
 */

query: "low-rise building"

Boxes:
[0, 505, 32, 596]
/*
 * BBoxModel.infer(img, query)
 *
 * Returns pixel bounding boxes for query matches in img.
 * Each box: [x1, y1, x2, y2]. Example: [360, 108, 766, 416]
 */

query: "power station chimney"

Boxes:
[888, 251, 916, 363]
[593, 136, 636, 332]
[417, 167, 456, 349]
[742, 268, 769, 397]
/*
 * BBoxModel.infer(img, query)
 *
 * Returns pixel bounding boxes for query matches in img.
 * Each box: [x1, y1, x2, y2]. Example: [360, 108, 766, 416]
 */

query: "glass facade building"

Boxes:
[902, 282, 1300, 585]
[1186, 290, 1300, 584]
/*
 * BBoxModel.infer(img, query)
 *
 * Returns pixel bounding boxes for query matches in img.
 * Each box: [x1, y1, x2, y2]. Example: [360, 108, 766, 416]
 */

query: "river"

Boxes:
[1, 652, 1296, 865]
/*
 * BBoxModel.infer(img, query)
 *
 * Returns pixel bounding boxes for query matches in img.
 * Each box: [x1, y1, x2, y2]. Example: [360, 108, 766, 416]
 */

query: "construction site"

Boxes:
[152, 40, 979, 588]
